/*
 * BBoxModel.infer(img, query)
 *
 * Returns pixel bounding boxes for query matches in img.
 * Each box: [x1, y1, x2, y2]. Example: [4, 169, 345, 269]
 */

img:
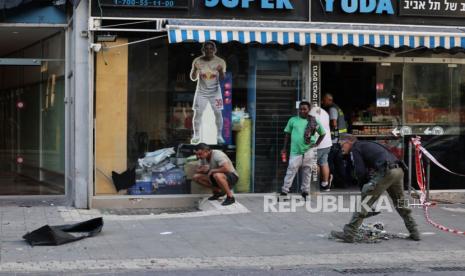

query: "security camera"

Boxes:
[90, 43, 102, 52]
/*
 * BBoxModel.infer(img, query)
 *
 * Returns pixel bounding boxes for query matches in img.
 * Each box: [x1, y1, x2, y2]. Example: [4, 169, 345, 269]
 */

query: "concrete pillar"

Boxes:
[73, 0, 91, 208]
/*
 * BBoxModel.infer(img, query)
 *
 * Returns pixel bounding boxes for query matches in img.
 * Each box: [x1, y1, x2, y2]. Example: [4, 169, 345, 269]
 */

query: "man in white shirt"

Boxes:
[310, 105, 333, 191]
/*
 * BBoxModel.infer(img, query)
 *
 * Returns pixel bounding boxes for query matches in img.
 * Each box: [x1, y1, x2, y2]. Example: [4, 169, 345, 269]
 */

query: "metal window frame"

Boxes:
[311, 55, 465, 64]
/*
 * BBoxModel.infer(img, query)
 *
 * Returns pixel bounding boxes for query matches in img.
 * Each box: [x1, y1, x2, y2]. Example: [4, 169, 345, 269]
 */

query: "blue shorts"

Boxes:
[317, 147, 331, 166]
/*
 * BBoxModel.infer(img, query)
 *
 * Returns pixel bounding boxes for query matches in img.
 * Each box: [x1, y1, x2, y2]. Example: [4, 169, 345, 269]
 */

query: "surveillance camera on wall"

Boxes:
[90, 43, 102, 52]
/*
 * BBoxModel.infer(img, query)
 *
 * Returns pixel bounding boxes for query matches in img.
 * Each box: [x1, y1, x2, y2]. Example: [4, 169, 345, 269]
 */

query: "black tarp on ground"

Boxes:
[23, 217, 104, 246]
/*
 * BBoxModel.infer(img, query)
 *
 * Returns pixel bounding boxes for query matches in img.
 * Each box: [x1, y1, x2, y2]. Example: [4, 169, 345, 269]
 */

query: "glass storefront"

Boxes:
[404, 63, 465, 126]
[318, 55, 465, 189]
[404, 63, 465, 189]
[0, 32, 66, 195]
[95, 36, 304, 195]
[94, 34, 465, 196]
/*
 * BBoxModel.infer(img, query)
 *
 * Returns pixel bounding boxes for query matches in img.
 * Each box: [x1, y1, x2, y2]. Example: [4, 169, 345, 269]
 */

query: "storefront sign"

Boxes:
[324, 0, 394, 14]
[310, 62, 320, 107]
[100, 0, 189, 9]
[399, 0, 465, 18]
[311, 0, 465, 26]
[392, 126, 412, 137]
[424, 126, 444, 135]
[310, 62, 321, 186]
[92, 0, 308, 20]
[197, 0, 306, 20]
[205, 0, 293, 9]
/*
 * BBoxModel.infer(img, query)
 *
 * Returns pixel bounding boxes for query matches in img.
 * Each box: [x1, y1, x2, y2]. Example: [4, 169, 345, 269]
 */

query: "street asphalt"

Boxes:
[0, 194, 465, 275]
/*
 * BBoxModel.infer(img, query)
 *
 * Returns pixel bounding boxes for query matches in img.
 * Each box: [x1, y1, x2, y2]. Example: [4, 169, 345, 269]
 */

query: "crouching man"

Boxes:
[331, 134, 420, 243]
[193, 143, 239, 206]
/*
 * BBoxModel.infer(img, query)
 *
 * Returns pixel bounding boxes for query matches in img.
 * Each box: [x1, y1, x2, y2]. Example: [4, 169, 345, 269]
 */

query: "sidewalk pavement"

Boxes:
[1, 194, 465, 274]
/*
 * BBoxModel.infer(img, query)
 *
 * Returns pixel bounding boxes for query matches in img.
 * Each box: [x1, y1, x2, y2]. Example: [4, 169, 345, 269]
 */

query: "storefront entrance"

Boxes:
[316, 55, 465, 190]
[253, 48, 303, 193]
[0, 28, 66, 195]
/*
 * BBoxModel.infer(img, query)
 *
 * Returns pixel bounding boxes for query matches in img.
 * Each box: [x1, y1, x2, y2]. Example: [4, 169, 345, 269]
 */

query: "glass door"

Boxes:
[254, 47, 304, 193]
[0, 33, 65, 195]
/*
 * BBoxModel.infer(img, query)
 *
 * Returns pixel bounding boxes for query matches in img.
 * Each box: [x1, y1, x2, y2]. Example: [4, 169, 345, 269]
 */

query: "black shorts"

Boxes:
[209, 172, 239, 188]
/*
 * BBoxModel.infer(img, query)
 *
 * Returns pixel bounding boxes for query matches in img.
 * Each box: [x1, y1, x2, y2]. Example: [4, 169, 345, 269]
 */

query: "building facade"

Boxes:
[0, 0, 90, 207]
[84, 0, 465, 208]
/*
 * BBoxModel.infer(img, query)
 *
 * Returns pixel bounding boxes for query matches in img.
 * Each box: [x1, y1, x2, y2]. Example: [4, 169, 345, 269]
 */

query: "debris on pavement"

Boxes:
[329, 222, 406, 243]
[23, 217, 104, 246]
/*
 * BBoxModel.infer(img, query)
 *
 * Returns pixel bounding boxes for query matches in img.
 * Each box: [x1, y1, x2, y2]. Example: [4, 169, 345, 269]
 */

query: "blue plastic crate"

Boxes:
[128, 181, 153, 195]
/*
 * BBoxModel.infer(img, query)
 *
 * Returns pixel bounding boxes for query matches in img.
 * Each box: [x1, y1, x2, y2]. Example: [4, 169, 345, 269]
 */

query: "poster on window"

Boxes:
[221, 73, 233, 145]
[189, 41, 232, 145]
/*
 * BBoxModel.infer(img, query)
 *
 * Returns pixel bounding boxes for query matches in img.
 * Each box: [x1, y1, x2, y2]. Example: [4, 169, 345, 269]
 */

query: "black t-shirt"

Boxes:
[351, 141, 398, 183]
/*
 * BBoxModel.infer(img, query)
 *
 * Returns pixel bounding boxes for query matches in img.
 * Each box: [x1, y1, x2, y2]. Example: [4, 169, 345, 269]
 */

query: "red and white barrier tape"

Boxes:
[412, 138, 465, 177]
[411, 137, 465, 236]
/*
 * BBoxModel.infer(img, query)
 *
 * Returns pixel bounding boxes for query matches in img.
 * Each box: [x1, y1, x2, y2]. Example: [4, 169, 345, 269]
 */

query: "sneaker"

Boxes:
[217, 135, 225, 145]
[208, 192, 225, 201]
[330, 230, 355, 243]
[279, 192, 288, 196]
[320, 183, 330, 192]
[301, 192, 309, 201]
[324, 175, 333, 192]
[222, 196, 235, 206]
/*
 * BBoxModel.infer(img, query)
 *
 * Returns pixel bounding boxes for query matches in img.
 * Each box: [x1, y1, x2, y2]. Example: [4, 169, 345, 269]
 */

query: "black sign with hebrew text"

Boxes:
[400, 0, 465, 18]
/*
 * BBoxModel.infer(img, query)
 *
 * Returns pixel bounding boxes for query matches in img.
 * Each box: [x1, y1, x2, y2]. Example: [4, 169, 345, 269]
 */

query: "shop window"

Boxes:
[404, 64, 465, 189]
[95, 37, 305, 195]
[404, 64, 465, 126]
[348, 64, 403, 136]
[95, 39, 253, 195]
[0, 32, 65, 195]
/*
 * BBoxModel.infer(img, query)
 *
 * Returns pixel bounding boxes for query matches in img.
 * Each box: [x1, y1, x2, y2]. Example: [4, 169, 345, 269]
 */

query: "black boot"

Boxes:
[330, 230, 355, 243]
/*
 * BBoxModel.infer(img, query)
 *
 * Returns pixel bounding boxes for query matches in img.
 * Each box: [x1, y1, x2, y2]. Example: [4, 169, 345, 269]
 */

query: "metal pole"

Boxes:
[426, 159, 431, 201]
[408, 140, 412, 196]
[275, 115, 278, 193]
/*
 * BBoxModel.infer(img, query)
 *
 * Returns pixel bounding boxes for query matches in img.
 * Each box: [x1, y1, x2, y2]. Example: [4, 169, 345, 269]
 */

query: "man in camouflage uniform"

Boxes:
[331, 135, 420, 243]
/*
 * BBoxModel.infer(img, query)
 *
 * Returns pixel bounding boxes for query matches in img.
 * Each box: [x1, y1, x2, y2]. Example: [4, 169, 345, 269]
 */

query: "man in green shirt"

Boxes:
[281, 101, 326, 199]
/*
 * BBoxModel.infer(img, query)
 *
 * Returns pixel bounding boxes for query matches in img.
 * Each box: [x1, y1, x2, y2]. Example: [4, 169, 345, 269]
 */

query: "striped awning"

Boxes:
[167, 20, 465, 49]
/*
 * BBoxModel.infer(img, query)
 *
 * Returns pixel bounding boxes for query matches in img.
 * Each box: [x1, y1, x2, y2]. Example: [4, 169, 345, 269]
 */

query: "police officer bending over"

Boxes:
[331, 135, 420, 243]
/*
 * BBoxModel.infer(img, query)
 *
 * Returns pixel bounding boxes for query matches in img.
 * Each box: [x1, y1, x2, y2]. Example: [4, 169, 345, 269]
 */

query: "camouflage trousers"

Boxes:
[343, 168, 419, 237]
